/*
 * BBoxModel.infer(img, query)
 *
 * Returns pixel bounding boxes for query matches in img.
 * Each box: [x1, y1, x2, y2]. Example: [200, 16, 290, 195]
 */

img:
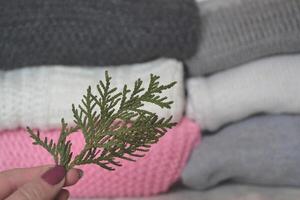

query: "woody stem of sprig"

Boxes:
[65, 146, 93, 170]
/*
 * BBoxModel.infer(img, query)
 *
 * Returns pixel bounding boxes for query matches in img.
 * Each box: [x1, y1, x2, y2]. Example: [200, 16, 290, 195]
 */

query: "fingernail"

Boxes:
[77, 169, 84, 179]
[41, 166, 66, 185]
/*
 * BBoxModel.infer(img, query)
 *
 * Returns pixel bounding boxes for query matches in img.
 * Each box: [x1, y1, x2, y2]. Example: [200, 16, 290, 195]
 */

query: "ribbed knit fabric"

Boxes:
[182, 115, 300, 190]
[0, 117, 200, 198]
[187, 0, 300, 76]
[0, 0, 200, 70]
[187, 54, 300, 131]
[0, 59, 184, 130]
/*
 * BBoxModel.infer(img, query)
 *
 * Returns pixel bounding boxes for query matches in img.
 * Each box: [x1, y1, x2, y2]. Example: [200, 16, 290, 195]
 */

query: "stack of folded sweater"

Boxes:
[183, 0, 300, 191]
[0, 0, 201, 198]
[1, 0, 300, 199]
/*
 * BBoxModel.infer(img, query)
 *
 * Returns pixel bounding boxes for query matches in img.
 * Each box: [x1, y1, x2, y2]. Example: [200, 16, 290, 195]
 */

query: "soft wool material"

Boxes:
[0, 59, 184, 130]
[0, 0, 200, 70]
[73, 184, 300, 200]
[182, 115, 300, 190]
[187, 54, 300, 131]
[0, 118, 200, 198]
[187, 0, 300, 76]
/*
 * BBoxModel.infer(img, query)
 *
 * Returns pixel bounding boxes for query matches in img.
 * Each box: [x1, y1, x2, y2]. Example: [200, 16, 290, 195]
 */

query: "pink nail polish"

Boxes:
[41, 166, 66, 185]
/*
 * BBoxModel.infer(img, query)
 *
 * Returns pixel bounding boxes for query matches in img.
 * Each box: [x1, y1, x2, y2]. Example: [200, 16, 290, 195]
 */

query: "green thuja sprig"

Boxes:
[27, 71, 177, 171]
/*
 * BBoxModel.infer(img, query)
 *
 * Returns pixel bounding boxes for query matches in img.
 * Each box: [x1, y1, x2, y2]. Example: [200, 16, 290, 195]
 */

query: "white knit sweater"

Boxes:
[0, 59, 184, 130]
[187, 54, 300, 131]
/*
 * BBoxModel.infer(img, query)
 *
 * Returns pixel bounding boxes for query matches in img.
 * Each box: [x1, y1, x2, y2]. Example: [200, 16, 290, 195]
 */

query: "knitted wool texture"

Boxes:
[0, 118, 200, 198]
[187, 0, 300, 76]
[0, 59, 185, 130]
[72, 184, 300, 200]
[187, 54, 300, 131]
[182, 115, 300, 190]
[0, 0, 200, 70]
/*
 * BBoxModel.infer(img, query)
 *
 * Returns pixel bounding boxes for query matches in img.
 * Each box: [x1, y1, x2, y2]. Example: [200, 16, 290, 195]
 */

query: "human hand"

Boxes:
[0, 165, 83, 200]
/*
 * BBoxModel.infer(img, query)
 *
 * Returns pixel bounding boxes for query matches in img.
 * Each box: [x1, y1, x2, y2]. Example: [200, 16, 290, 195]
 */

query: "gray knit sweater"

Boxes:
[187, 0, 300, 76]
[0, 0, 200, 69]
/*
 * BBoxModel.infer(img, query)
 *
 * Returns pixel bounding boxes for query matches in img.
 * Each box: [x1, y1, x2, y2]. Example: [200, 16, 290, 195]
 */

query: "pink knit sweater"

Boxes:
[0, 117, 200, 198]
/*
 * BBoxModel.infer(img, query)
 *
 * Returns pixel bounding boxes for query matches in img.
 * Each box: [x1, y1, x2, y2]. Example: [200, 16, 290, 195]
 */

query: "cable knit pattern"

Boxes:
[0, 0, 200, 70]
[0, 59, 184, 130]
[0, 118, 200, 198]
[187, 54, 300, 131]
[187, 0, 300, 76]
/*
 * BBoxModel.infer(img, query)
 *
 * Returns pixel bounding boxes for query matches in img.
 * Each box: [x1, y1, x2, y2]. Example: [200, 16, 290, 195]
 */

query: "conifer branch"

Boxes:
[27, 71, 177, 171]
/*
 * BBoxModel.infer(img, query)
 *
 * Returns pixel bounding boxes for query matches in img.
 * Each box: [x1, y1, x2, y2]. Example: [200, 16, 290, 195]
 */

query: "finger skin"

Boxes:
[0, 165, 82, 199]
[5, 172, 65, 200]
[55, 189, 70, 200]
[65, 168, 83, 187]
[0, 166, 50, 199]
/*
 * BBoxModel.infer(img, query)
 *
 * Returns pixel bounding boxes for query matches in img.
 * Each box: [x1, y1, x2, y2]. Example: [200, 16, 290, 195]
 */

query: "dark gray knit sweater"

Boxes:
[0, 0, 200, 69]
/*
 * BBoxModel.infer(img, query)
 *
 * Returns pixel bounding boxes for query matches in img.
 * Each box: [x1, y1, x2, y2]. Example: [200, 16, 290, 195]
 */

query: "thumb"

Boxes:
[6, 166, 66, 200]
